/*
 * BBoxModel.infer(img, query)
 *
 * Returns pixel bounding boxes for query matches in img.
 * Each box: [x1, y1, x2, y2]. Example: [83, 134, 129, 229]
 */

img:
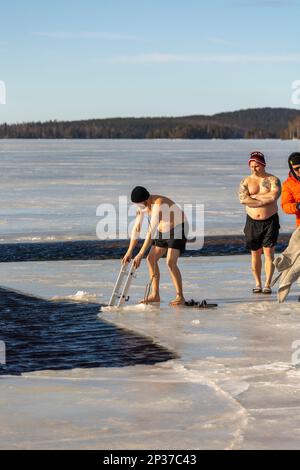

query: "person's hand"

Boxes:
[133, 253, 143, 269]
[122, 251, 132, 265]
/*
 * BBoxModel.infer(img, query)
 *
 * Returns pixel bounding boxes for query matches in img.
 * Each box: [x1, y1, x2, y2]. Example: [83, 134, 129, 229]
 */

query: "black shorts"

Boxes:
[152, 222, 188, 254]
[244, 213, 280, 251]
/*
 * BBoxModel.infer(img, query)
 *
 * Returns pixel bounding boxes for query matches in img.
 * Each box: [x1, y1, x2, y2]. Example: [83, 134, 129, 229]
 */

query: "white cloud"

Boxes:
[109, 53, 300, 64]
[33, 31, 142, 41]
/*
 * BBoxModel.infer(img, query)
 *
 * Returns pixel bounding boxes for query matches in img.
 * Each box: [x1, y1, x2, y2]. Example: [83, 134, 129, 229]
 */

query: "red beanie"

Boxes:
[248, 151, 266, 167]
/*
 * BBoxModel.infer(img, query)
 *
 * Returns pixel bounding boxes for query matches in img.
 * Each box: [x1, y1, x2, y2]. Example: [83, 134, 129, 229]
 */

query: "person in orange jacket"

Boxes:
[282, 152, 300, 226]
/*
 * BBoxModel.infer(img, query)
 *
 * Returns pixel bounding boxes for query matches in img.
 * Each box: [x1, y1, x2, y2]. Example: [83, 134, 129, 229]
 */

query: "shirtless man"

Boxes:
[122, 186, 188, 306]
[239, 152, 281, 294]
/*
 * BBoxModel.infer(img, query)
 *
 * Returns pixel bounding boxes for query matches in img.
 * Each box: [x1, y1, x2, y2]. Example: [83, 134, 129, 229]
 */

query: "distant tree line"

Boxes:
[281, 116, 300, 139]
[1, 108, 300, 139]
[0, 119, 242, 139]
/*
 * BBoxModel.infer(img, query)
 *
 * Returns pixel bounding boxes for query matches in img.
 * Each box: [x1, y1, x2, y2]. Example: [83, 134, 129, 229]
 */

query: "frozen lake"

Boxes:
[1, 256, 300, 449]
[1, 139, 300, 449]
[0, 139, 299, 243]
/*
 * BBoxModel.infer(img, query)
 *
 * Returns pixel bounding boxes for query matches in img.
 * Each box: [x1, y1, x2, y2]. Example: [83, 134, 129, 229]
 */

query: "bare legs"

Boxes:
[166, 249, 185, 306]
[251, 249, 262, 288]
[263, 246, 275, 288]
[141, 246, 185, 306]
[140, 246, 166, 303]
[251, 246, 275, 290]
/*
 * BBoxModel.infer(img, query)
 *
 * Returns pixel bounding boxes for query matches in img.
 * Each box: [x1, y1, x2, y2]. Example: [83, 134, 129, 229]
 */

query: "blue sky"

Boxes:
[0, 0, 300, 122]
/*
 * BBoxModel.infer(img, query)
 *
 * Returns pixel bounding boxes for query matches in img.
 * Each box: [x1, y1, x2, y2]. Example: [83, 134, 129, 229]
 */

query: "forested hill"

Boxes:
[209, 108, 300, 137]
[1, 107, 300, 139]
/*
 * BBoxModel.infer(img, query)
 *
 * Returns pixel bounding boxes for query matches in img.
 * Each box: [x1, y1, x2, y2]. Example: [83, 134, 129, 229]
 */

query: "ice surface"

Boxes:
[1, 256, 300, 449]
[0, 139, 299, 242]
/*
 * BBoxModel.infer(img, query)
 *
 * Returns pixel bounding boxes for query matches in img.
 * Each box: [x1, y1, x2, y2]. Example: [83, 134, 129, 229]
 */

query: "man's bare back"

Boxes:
[141, 194, 186, 233]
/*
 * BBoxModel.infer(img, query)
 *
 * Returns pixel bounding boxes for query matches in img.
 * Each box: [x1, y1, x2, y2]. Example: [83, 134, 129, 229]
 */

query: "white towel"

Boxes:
[272, 227, 300, 302]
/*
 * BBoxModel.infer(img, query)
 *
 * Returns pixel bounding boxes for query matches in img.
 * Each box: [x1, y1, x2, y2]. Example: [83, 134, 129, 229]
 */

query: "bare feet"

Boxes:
[169, 296, 186, 307]
[139, 295, 160, 304]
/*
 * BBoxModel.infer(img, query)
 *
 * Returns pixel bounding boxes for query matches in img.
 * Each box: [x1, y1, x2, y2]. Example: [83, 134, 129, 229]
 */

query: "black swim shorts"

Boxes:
[152, 222, 188, 254]
[244, 213, 280, 251]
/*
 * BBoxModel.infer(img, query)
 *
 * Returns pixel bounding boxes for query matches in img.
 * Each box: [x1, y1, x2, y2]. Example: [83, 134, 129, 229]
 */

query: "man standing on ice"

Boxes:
[282, 152, 300, 226]
[271, 152, 300, 302]
[239, 151, 281, 294]
[122, 186, 188, 306]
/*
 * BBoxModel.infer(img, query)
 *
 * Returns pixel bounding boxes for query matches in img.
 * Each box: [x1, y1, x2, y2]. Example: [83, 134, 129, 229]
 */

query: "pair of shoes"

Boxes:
[197, 300, 218, 309]
[262, 287, 272, 294]
[184, 299, 218, 309]
[185, 299, 197, 306]
[252, 287, 262, 293]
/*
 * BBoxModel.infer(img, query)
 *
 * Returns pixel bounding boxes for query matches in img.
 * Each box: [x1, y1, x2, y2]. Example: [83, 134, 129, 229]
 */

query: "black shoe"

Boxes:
[252, 287, 262, 294]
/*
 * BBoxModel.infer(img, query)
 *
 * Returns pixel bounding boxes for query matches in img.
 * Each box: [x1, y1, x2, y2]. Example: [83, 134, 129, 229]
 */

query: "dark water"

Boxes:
[0, 234, 291, 262]
[0, 287, 176, 376]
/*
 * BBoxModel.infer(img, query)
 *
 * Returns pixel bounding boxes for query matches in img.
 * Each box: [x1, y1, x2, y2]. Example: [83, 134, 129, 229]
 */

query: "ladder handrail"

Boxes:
[108, 264, 129, 306]
[108, 261, 137, 307]
[116, 263, 136, 308]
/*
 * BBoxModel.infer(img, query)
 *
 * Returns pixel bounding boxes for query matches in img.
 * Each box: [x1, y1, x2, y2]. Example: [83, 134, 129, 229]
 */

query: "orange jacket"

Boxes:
[282, 172, 300, 226]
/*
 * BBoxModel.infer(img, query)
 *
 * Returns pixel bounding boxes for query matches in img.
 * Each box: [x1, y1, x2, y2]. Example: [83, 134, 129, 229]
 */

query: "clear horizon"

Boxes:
[1, 0, 300, 124]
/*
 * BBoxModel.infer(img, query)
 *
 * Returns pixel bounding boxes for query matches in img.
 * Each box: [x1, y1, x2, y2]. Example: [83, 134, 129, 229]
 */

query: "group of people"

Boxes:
[122, 151, 300, 306]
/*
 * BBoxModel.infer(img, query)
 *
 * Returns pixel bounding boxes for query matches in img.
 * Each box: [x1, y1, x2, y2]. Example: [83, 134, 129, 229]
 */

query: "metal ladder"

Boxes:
[108, 262, 137, 307]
